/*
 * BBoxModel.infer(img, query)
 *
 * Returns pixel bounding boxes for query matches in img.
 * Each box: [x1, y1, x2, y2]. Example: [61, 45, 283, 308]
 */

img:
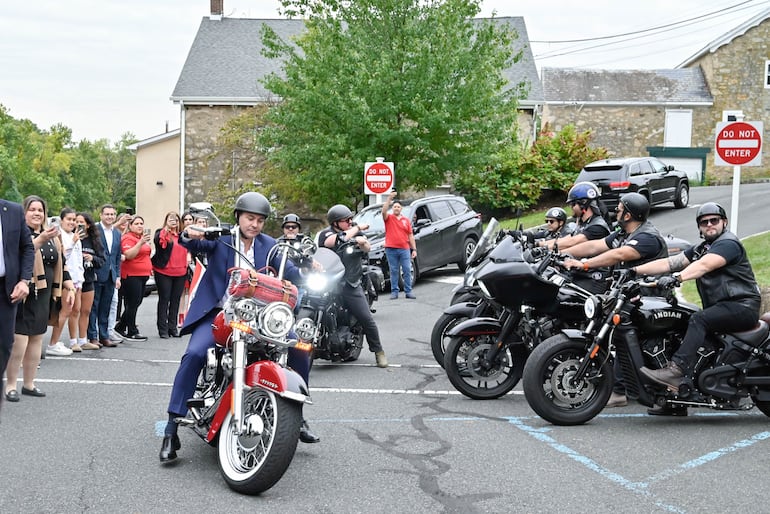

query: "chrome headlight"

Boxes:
[306, 273, 328, 292]
[258, 302, 295, 339]
[584, 296, 600, 320]
[233, 297, 259, 322]
[294, 317, 317, 341]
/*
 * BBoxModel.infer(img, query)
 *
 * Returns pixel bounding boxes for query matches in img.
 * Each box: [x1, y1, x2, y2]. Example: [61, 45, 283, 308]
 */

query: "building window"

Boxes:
[766, 60, 770, 89]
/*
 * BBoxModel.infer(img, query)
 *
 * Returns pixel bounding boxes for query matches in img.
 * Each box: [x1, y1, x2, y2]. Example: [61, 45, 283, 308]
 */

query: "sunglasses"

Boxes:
[698, 217, 722, 227]
[284, 225, 299, 230]
[545, 219, 558, 224]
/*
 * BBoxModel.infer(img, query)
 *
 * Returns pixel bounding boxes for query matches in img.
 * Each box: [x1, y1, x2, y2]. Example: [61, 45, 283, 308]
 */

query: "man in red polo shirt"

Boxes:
[381, 190, 417, 299]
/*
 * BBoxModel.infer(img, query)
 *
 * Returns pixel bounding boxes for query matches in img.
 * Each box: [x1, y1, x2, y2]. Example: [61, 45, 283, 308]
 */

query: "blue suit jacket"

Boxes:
[179, 232, 301, 335]
[0, 200, 34, 298]
[94, 223, 122, 284]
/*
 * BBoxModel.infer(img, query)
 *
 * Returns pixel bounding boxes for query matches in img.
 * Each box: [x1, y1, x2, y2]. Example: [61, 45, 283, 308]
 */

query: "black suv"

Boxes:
[575, 157, 689, 213]
[353, 194, 483, 290]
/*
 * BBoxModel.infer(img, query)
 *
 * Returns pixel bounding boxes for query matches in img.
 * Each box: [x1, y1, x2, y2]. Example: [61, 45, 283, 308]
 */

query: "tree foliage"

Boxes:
[0, 104, 138, 214]
[259, 0, 523, 210]
[454, 124, 609, 211]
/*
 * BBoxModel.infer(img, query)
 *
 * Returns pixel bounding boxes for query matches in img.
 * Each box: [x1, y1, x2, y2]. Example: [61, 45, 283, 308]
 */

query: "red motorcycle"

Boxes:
[178, 235, 311, 494]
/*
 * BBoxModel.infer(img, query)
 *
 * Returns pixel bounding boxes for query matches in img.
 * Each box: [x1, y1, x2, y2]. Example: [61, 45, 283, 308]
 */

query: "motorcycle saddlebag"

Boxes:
[227, 268, 298, 308]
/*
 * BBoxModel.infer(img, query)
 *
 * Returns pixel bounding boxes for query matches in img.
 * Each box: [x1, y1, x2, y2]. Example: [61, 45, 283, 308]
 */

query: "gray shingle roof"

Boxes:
[171, 16, 542, 105]
[541, 67, 712, 104]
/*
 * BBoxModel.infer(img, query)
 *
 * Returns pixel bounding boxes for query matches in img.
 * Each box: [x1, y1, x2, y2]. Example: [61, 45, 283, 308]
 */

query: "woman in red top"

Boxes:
[118, 216, 152, 341]
[152, 211, 189, 339]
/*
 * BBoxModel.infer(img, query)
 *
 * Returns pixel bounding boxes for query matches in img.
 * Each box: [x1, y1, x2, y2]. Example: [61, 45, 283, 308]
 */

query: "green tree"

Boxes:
[259, 0, 524, 210]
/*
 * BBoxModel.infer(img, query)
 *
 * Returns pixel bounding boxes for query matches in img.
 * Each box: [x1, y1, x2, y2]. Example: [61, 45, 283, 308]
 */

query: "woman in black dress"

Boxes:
[4, 195, 75, 402]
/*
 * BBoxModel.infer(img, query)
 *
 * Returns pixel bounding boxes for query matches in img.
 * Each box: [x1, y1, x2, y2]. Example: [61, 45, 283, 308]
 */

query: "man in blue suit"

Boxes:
[88, 204, 123, 347]
[0, 199, 35, 409]
[159, 192, 317, 462]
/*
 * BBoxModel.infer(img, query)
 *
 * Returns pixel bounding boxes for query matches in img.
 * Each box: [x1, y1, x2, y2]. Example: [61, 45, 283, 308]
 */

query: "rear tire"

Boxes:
[522, 334, 612, 426]
[674, 183, 689, 209]
[217, 389, 301, 494]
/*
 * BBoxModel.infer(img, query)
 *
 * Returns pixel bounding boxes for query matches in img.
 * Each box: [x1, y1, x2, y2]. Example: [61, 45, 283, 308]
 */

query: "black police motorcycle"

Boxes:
[523, 270, 770, 426]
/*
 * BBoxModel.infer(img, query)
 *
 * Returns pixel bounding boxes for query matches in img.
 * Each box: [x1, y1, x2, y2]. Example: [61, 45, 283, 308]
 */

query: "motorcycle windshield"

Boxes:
[466, 217, 500, 265]
[313, 247, 346, 278]
[488, 236, 524, 263]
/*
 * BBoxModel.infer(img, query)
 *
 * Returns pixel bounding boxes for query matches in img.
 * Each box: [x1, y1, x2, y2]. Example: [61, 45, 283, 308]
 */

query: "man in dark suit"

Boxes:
[0, 199, 35, 408]
[88, 204, 123, 348]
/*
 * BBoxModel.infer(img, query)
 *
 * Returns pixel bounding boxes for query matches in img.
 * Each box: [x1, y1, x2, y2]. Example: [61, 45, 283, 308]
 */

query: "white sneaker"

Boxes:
[46, 341, 73, 356]
[109, 331, 124, 343]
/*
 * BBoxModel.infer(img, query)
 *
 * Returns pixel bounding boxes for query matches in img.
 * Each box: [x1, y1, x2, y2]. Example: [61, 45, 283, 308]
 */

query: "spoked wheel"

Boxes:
[430, 313, 470, 367]
[443, 335, 525, 399]
[522, 334, 612, 426]
[218, 389, 302, 494]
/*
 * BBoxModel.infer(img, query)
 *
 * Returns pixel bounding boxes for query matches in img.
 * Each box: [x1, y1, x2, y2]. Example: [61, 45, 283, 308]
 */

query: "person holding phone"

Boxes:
[116, 215, 152, 341]
[75, 212, 104, 351]
[381, 189, 417, 299]
[47, 208, 86, 353]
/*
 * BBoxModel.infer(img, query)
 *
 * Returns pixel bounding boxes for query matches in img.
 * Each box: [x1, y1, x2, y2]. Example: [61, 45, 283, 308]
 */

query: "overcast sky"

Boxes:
[1, 0, 767, 143]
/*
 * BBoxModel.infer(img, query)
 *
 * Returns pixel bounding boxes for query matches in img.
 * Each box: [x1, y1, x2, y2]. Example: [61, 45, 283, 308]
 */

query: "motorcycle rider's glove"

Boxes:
[657, 275, 681, 289]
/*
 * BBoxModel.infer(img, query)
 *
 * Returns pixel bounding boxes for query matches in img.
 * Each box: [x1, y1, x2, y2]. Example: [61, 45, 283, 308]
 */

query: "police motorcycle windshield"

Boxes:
[312, 247, 346, 280]
[466, 217, 500, 266]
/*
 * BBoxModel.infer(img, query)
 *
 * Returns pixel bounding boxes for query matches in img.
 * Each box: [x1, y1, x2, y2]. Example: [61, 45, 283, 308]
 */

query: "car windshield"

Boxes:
[354, 205, 413, 232]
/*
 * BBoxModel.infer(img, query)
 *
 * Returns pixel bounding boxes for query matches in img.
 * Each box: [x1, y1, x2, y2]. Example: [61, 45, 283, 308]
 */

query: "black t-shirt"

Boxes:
[684, 237, 742, 264]
[604, 230, 664, 263]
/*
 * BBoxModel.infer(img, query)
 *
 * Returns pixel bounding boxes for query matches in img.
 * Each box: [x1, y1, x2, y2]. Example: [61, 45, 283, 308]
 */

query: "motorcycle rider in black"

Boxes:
[539, 182, 611, 251]
[523, 207, 571, 240]
[633, 202, 761, 409]
[563, 193, 668, 409]
[318, 205, 388, 368]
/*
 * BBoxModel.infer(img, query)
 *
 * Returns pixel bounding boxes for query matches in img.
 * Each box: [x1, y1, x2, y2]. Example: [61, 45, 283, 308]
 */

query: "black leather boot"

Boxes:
[299, 419, 320, 444]
[159, 434, 181, 462]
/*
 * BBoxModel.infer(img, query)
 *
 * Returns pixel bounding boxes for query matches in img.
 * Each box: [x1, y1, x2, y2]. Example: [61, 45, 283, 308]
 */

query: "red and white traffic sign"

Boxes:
[715, 121, 763, 166]
[364, 160, 394, 195]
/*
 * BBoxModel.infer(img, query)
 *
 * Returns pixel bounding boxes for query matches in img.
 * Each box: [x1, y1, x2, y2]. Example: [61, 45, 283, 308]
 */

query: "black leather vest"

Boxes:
[611, 220, 668, 268]
[692, 231, 760, 310]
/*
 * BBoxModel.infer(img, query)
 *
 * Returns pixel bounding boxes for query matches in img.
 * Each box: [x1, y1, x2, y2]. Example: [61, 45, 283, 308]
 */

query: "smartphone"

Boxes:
[77, 223, 86, 237]
[126, 207, 134, 216]
[48, 216, 61, 229]
[143, 228, 151, 236]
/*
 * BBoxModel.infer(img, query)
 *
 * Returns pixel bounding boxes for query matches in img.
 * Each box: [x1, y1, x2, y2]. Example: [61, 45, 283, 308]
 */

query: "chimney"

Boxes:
[210, 0, 223, 20]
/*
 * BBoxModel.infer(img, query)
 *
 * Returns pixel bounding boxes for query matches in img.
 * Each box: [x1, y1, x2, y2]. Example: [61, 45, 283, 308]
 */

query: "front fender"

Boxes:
[559, 328, 591, 343]
[443, 301, 478, 318]
[207, 361, 310, 442]
[447, 316, 502, 337]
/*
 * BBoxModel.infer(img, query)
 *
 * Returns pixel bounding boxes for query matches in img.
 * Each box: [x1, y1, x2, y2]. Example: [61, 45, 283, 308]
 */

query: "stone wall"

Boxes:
[687, 18, 770, 184]
[541, 104, 713, 161]
[183, 105, 259, 206]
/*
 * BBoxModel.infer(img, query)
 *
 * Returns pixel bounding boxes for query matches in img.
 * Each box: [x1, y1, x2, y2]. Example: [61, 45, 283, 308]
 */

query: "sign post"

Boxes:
[364, 157, 394, 204]
[714, 120, 763, 235]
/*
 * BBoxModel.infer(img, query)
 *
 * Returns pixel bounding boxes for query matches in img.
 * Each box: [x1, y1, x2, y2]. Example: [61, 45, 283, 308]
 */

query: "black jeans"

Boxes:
[673, 301, 759, 373]
[154, 271, 186, 335]
[119, 275, 149, 335]
[341, 283, 383, 353]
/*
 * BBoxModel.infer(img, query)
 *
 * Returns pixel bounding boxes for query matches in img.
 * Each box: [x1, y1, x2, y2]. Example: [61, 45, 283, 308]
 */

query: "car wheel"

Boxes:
[674, 182, 689, 209]
[456, 237, 477, 272]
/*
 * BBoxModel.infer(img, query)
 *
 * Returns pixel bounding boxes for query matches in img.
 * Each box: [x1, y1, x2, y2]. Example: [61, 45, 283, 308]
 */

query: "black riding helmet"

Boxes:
[327, 204, 353, 224]
[233, 192, 271, 220]
[695, 202, 727, 225]
[619, 192, 650, 221]
[282, 213, 301, 229]
[545, 207, 568, 222]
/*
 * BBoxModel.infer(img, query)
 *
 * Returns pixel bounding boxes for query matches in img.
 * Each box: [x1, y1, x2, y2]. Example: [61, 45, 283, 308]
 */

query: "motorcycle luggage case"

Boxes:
[227, 268, 298, 308]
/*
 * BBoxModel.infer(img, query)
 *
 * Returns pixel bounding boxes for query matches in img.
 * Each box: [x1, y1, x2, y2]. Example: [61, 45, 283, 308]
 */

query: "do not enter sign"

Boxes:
[364, 160, 394, 195]
[715, 121, 763, 166]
